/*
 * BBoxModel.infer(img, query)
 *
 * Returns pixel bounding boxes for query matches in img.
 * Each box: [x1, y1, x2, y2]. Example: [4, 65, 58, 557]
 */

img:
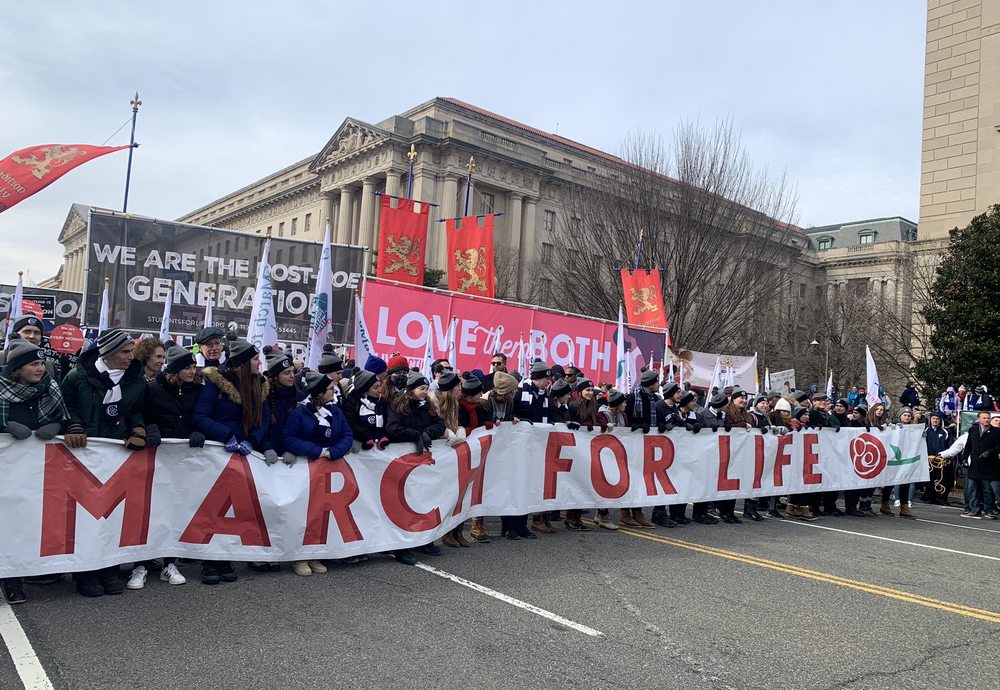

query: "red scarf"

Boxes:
[460, 398, 481, 429]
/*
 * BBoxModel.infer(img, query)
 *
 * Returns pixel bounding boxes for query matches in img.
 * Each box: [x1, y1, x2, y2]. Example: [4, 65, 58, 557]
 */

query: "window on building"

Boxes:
[543, 210, 556, 232]
[291, 217, 298, 236]
[276, 249, 283, 265]
[267, 225, 273, 235]
[799, 283, 806, 298]
[278, 222, 285, 237]
[479, 192, 495, 215]
[818, 238, 833, 250]
[539, 278, 552, 304]
[244, 237, 250, 250]
[859, 230, 874, 245]
[289, 246, 296, 266]
[541, 242, 554, 264]
[305, 213, 312, 234]
[224, 239, 231, 255]
[570, 217, 581, 233]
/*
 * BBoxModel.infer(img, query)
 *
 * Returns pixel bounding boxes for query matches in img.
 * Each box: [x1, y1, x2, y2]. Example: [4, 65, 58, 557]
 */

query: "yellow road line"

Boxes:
[618, 528, 1000, 624]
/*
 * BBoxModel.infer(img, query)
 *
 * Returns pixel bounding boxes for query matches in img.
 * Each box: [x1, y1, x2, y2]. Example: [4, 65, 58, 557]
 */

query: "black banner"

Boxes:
[83, 210, 366, 343]
[0, 285, 83, 327]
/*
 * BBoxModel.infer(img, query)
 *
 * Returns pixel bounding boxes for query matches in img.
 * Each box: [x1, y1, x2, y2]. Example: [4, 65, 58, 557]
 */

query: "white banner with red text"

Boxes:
[0, 425, 928, 577]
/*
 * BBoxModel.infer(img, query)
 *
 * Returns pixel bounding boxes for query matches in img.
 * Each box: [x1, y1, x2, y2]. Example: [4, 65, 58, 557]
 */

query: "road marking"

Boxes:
[915, 517, 1000, 534]
[0, 601, 54, 690]
[779, 519, 1000, 562]
[414, 562, 604, 637]
[617, 528, 1000, 624]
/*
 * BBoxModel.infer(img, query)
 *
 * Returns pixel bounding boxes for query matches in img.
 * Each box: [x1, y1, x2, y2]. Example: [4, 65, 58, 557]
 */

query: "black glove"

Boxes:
[631, 424, 642, 432]
[567, 422, 581, 431]
[599, 423, 609, 433]
[724, 424, 733, 433]
[642, 426, 651, 434]
[759, 426, 768, 435]
[691, 424, 702, 434]
[665, 422, 675, 432]
[585, 424, 594, 432]
[834, 426, 840, 433]
[145, 424, 162, 448]
[189, 431, 206, 448]
[657, 422, 667, 433]
[685, 422, 695, 432]
[865, 425, 871, 433]
[420, 432, 434, 449]
[415, 437, 426, 454]
[711, 425, 719, 433]
[979, 450, 992, 460]
[4, 421, 32, 440]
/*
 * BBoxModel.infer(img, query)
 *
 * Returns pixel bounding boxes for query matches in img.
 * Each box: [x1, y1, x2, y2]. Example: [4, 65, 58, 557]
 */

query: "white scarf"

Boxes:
[311, 402, 333, 428]
[95, 357, 126, 404]
[195, 350, 227, 368]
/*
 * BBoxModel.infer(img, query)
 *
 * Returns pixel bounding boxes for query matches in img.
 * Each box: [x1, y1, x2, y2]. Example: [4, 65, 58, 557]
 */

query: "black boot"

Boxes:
[200, 563, 221, 585]
[99, 567, 123, 595]
[218, 562, 238, 583]
[75, 571, 103, 597]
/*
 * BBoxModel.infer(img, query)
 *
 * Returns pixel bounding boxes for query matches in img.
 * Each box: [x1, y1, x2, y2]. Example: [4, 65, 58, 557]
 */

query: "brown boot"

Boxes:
[798, 506, 817, 522]
[531, 519, 554, 534]
[619, 509, 640, 527]
[453, 526, 471, 547]
[880, 499, 894, 516]
[898, 504, 915, 519]
[631, 509, 656, 528]
[785, 504, 801, 518]
[469, 517, 490, 543]
[441, 531, 460, 548]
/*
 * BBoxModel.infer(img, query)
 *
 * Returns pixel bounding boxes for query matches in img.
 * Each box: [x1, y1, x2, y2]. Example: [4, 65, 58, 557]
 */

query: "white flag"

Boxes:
[615, 304, 631, 392]
[520, 332, 531, 378]
[764, 367, 771, 393]
[247, 239, 278, 369]
[753, 353, 760, 396]
[306, 224, 334, 370]
[353, 294, 375, 367]
[707, 355, 722, 397]
[422, 331, 435, 379]
[679, 360, 685, 391]
[446, 317, 458, 365]
[158, 287, 173, 344]
[98, 281, 110, 333]
[203, 293, 214, 330]
[865, 346, 881, 407]
[4, 272, 23, 349]
[826, 370, 834, 400]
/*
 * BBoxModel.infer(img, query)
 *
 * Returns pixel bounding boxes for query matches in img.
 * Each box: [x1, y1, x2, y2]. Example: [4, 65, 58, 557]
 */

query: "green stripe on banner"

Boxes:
[888, 445, 921, 466]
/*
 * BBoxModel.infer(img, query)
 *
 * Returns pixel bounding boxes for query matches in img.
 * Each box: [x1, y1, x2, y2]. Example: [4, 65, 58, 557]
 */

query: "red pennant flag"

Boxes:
[0, 144, 131, 213]
[446, 214, 495, 298]
[620, 269, 668, 329]
[376, 195, 430, 285]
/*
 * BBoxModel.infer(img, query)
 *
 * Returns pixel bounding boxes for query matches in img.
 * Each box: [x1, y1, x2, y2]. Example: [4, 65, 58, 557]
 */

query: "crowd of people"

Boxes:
[1, 314, 998, 606]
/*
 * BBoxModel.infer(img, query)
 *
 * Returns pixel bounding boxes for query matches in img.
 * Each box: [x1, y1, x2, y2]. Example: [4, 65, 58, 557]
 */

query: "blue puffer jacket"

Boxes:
[193, 367, 272, 451]
[926, 423, 952, 456]
[282, 402, 354, 460]
[268, 383, 302, 454]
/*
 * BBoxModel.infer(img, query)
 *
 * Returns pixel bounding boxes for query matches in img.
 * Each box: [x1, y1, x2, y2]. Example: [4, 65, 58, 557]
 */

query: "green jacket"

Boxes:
[61, 347, 146, 440]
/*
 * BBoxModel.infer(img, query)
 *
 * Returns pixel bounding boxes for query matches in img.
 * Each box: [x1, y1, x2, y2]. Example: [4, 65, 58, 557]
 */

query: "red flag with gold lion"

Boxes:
[0, 143, 131, 213]
[620, 269, 668, 329]
[446, 214, 495, 298]
[376, 195, 431, 285]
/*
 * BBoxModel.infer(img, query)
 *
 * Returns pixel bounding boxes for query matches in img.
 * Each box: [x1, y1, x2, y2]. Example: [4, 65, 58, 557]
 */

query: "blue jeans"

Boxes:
[966, 479, 1000, 514]
[965, 475, 981, 513]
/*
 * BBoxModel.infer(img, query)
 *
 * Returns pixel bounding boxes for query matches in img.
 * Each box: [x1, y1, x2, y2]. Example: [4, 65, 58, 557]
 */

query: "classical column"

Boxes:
[320, 191, 336, 237]
[385, 171, 401, 198]
[336, 187, 353, 245]
[518, 196, 538, 300]
[358, 178, 377, 250]
[505, 193, 524, 298]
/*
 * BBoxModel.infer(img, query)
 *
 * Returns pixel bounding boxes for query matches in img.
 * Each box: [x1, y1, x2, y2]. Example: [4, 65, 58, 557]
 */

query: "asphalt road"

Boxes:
[2, 499, 999, 690]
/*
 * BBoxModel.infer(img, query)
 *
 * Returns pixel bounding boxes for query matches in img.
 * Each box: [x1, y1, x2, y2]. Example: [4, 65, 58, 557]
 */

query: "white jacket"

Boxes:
[940, 432, 968, 464]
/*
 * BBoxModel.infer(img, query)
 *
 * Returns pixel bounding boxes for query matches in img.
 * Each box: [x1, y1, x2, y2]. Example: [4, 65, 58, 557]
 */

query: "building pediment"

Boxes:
[309, 118, 390, 173]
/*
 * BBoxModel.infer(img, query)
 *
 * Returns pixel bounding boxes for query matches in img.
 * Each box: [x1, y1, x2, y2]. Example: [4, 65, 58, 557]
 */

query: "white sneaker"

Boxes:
[160, 563, 186, 585]
[127, 566, 147, 590]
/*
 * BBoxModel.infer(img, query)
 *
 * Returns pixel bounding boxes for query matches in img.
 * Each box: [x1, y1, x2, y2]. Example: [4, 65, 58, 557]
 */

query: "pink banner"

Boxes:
[363, 280, 667, 383]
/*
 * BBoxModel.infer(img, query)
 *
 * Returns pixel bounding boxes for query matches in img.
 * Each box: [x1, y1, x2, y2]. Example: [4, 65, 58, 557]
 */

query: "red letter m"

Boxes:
[40, 445, 155, 557]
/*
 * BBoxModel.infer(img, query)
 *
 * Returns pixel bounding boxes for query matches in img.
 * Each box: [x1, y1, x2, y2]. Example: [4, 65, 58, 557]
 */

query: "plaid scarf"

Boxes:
[0, 376, 68, 428]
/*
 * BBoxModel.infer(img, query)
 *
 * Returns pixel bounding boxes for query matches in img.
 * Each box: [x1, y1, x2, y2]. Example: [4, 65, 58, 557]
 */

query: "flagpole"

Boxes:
[634, 228, 644, 269]
[463, 155, 475, 217]
[122, 91, 142, 213]
[406, 144, 417, 199]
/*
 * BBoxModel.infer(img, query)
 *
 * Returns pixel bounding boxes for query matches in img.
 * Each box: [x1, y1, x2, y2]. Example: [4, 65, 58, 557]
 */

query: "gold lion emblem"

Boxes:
[630, 286, 659, 315]
[453, 247, 489, 293]
[384, 235, 422, 277]
[10, 145, 89, 180]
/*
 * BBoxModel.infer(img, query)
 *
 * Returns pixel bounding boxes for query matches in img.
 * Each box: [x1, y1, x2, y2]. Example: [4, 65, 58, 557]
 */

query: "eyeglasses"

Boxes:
[491, 361, 504, 367]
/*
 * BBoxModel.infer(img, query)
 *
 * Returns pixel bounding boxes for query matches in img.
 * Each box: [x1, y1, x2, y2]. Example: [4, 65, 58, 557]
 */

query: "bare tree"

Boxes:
[540, 120, 801, 352]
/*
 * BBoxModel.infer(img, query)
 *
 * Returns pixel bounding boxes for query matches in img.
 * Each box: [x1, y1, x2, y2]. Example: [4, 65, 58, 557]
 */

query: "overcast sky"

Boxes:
[0, 1, 926, 286]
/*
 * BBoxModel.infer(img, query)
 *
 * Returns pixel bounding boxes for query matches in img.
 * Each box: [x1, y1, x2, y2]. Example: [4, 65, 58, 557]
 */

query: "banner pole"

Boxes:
[406, 144, 417, 199]
[463, 155, 475, 217]
[122, 92, 142, 213]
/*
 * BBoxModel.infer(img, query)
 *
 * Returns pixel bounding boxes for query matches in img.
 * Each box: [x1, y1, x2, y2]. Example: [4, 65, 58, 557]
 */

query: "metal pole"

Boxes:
[463, 155, 475, 217]
[406, 144, 416, 199]
[122, 91, 141, 212]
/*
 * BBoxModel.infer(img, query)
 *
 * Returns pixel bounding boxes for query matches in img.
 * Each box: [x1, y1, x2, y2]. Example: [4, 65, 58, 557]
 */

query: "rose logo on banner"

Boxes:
[850, 433, 888, 480]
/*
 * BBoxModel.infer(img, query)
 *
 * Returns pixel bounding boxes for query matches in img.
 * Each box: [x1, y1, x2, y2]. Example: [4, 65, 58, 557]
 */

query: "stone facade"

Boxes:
[920, 0, 1000, 238]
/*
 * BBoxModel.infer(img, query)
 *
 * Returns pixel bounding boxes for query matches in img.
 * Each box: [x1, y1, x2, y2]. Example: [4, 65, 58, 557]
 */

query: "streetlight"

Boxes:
[809, 338, 829, 391]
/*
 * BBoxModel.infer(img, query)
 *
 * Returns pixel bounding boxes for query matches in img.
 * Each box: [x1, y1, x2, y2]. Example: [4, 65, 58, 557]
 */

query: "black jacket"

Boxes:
[385, 399, 446, 443]
[655, 401, 683, 427]
[967, 424, 1000, 481]
[625, 388, 658, 429]
[143, 372, 200, 438]
[342, 392, 387, 443]
[514, 381, 549, 423]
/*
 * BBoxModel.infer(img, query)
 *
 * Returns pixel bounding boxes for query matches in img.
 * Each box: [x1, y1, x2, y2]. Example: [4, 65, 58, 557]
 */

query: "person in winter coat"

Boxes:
[515, 360, 552, 424]
[486, 371, 536, 540]
[939, 386, 959, 421]
[650, 383, 689, 528]
[192, 337, 274, 585]
[385, 371, 447, 564]
[922, 411, 954, 505]
[264, 347, 301, 463]
[429, 371, 474, 548]
[562, 380, 605, 532]
[721, 390, 757, 523]
[317, 351, 346, 406]
[194, 326, 226, 368]
[626, 369, 660, 432]
[900, 382, 920, 408]
[282, 371, 354, 576]
[61, 329, 151, 597]
[0, 339, 68, 604]
[133, 337, 165, 383]
[591, 388, 629, 531]
[785, 407, 820, 522]
[455, 375, 494, 543]
[968, 385, 996, 411]
[547, 379, 573, 423]
[832, 399, 851, 427]
[964, 412, 1000, 517]
[0, 316, 56, 380]
[131, 345, 205, 590]
[342, 370, 390, 452]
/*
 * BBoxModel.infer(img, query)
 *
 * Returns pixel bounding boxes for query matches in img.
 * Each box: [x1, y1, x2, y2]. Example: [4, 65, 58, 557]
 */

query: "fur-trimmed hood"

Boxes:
[201, 366, 270, 405]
